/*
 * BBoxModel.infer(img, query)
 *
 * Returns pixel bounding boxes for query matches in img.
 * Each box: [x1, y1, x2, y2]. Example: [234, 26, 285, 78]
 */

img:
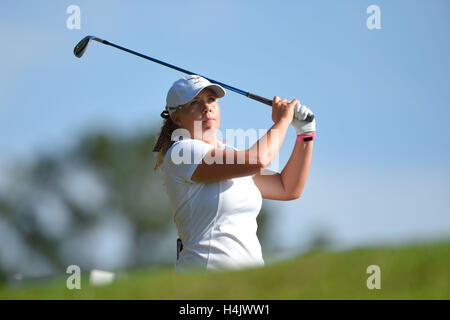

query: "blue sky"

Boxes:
[1, 0, 449, 254]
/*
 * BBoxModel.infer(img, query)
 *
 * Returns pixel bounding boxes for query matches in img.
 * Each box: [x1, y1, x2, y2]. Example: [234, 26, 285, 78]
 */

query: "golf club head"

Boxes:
[73, 36, 93, 58]
[74, 36, 107, 58]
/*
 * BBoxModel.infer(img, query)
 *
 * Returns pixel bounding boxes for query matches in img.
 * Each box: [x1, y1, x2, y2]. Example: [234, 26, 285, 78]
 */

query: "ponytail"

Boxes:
[153, 110, 180, 171]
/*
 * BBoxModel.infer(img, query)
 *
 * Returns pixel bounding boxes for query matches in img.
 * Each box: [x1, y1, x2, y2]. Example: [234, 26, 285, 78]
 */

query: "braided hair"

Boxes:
[153, 109, 180, 171]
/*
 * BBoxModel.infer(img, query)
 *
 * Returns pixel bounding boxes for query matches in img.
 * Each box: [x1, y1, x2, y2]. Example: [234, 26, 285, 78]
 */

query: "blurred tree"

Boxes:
[307, 226, 334, 252]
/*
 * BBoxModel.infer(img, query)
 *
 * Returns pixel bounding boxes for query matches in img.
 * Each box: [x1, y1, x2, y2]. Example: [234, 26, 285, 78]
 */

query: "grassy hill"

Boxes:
[1, 241, 449, 299]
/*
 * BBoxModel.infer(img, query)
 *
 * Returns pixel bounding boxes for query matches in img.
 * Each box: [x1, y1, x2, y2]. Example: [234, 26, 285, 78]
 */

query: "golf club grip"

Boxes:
[247, 92, 273, 106]
[247, 93, 315, 122]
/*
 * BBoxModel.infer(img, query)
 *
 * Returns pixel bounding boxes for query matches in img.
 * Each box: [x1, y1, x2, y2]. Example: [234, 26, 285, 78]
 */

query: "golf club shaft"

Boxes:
[81, 37, 313, 122]
[100, 40, 273, 105]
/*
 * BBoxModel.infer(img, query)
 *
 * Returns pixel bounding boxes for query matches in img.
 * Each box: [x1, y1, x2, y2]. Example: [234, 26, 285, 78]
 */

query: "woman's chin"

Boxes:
[202, 120, 218, 130]
[202, 124, 218, 138]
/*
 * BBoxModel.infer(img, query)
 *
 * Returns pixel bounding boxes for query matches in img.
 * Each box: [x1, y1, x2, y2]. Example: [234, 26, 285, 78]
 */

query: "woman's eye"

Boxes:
[190, 97, 215, 106]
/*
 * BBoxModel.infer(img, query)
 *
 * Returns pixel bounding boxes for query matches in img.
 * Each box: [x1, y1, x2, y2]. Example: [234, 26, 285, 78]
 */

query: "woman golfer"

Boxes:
[153, 75, 315, 273]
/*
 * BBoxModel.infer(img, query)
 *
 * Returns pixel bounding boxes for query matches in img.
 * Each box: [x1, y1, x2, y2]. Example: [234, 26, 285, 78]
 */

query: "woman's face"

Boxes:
[171, 88, 220, 141]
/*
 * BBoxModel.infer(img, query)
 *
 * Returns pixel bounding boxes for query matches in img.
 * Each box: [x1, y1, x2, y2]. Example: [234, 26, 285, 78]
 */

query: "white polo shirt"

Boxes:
[160, 136, 264, 272]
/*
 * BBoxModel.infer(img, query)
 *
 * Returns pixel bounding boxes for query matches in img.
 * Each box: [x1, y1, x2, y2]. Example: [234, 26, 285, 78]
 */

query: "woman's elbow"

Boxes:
[285, 189, 303, 200]
[287, 193, 302, 201]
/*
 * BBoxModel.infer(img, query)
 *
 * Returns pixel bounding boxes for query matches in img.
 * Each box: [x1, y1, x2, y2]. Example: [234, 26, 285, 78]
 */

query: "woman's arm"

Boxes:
[191, 96, 295, 183]
[252, 133, 314, 200]
[191, 118, 291, 182]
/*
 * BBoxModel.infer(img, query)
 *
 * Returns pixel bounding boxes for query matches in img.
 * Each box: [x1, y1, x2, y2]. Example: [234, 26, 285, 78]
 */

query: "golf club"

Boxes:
[74, 35, 314, 122]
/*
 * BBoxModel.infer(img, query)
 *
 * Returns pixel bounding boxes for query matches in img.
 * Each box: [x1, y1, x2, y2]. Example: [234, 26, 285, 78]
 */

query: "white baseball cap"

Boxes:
[165, 75, 226, 114]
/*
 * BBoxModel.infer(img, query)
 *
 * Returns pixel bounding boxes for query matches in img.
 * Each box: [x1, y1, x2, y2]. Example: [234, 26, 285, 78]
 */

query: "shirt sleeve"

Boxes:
[162, 138, 214, 183]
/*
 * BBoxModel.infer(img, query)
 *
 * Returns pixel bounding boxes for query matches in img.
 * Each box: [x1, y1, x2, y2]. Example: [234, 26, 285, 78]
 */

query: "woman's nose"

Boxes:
[202, 101, 214, 113]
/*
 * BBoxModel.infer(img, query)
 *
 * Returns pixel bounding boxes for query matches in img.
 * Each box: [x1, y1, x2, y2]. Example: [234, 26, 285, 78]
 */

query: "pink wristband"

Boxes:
[297, 132, 315, 142]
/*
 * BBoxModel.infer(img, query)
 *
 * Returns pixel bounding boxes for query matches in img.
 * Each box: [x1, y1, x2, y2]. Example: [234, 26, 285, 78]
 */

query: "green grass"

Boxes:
[1, 241, 449, 299]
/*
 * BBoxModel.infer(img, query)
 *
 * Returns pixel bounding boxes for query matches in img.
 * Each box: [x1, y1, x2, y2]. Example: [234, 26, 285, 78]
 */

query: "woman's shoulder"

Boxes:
[162, 137, 215, 167]
[165, 137, 212, 156]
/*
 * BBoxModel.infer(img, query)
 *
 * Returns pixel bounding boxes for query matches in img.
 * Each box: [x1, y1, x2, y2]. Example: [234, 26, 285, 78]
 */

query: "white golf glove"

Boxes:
[292, 103, 316, 135]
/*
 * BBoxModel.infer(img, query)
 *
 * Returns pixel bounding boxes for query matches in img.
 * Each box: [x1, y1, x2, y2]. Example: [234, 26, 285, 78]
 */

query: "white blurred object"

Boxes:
[89, 269, 115, 286]
[14, 273, 23, 281]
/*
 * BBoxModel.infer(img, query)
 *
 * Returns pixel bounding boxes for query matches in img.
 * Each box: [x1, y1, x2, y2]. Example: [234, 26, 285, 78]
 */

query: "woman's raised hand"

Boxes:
[271, 96, 298, 124]
[292, 103, 316, 135]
